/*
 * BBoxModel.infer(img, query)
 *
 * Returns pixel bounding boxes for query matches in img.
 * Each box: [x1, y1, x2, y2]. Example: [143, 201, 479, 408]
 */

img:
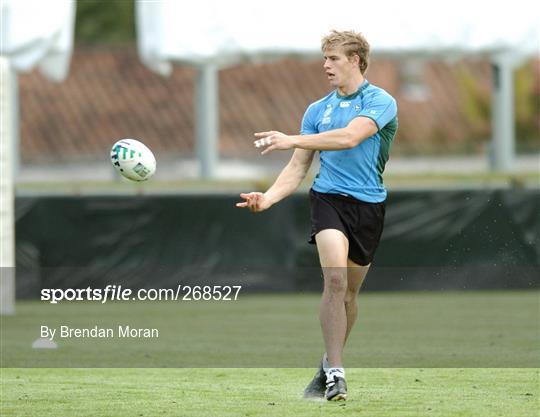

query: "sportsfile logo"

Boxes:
[40, 285, 242, 304]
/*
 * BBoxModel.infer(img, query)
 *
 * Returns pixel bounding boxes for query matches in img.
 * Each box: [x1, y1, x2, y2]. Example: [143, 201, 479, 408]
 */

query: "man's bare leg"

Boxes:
[315, 229, 349, 368]
[319, 259, 369, 369]
[305, 232, 368, 399]
[344, 259, 370, 344]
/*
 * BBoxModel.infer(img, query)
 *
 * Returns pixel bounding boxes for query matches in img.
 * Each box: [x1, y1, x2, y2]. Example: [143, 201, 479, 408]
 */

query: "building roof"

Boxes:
[19, 46, 510, 163]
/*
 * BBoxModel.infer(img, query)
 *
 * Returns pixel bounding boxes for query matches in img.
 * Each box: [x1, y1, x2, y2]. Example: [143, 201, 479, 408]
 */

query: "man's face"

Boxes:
[323, 47, 359, 87]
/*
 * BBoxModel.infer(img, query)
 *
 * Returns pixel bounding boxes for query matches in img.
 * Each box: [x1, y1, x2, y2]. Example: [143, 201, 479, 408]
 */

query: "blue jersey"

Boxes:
[301, 80, 398, 203]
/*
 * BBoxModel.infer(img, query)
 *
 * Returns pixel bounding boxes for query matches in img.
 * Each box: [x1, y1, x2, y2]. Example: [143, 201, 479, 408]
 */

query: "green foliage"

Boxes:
[75, 0, 135, 44]
[514, 62, 540, 150]
[457, 60, 540, 152]
[456, 66, 491, 142]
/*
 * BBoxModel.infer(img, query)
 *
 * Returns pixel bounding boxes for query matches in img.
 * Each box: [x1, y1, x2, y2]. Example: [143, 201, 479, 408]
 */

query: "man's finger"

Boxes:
[254, 131, 274, 137]
[236, 202, 248, 207]
[254, 136, 273, 148]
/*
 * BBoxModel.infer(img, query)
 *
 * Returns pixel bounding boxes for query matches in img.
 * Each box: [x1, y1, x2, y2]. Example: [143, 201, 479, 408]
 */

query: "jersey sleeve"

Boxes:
[358, 92, 397, 130]
[300, 104, 318, 135]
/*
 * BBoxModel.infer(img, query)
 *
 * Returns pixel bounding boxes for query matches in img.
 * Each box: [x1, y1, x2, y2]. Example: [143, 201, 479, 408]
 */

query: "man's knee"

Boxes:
[323, 270, 348, 297]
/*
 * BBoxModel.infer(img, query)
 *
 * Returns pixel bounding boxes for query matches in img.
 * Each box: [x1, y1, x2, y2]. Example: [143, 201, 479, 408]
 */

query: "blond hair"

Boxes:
[321, 30, 370, 74]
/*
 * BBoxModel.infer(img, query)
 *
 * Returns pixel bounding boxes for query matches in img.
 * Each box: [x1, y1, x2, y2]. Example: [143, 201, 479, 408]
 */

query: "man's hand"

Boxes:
[236, 192, 273, 212]
[254, 131, 295, 155]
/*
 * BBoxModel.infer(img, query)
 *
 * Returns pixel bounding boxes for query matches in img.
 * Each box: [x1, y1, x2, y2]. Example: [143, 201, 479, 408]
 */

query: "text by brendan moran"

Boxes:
[40, 325, 159, 340]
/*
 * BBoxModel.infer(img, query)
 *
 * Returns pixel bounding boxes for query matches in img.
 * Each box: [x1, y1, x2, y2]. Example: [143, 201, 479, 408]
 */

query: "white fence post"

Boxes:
[0, 56, 16, 315]
[195, 62, 219, 179]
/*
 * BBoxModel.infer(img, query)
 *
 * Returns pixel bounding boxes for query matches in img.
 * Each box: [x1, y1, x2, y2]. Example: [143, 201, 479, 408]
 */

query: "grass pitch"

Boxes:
[1, 292, 539, 416]
[2, 292, 538, 368]
[1, 368, 538, 416]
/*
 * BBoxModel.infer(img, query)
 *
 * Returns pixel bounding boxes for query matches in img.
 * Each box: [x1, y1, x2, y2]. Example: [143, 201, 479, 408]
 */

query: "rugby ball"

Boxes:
[110, 139, 156, 182]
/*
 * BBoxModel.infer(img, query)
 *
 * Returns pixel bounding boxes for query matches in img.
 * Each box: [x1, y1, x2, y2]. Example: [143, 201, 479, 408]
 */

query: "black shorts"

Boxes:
[309, 189, 385, 266]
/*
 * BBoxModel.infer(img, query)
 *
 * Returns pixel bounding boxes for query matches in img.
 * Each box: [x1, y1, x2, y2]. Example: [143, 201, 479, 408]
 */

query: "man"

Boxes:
[236, 30, 398, 401]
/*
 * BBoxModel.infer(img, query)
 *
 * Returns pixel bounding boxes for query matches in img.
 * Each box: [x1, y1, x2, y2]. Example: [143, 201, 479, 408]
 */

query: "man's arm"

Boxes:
[293, 116, 378, 150]
[254, 116, 378, 155]
[236, 149, 315, 212]
[265, 148, 315, 204]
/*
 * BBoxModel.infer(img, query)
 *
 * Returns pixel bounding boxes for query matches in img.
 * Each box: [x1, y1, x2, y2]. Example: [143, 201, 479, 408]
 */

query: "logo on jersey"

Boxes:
[354, 105, 361, 112]
[322, 104, 333, 125]
[339, 101, 350, 108]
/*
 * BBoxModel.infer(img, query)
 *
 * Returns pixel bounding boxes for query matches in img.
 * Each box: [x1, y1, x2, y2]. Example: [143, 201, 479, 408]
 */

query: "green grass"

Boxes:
[1, 368, 538, 416]
[1, 292, 539, 415]
[1, 292, 539, 367]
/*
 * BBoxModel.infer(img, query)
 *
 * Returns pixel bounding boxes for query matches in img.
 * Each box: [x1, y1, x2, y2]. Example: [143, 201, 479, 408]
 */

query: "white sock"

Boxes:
[322, 353, 330, 372]
[326, 367, 345, 384]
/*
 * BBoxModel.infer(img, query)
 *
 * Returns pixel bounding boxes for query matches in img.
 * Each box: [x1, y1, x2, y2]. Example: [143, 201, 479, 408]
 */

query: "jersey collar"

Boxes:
[335, 79, 370, 100]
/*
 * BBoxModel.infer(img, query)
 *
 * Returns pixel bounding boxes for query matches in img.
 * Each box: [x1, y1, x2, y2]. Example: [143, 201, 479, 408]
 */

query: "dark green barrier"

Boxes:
[15, 189, 539, 297]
